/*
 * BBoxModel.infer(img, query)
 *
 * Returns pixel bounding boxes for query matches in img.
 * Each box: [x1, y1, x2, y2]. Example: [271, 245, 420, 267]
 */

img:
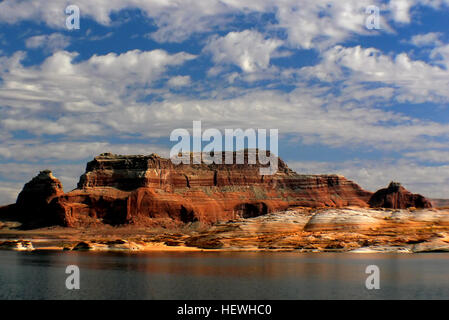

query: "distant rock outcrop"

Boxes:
[14, 170, 64, 227]
[6, 152, 375, 228]
[0, 170, 64, 228]
[430, 198, 449, 209]
[368, 182, 432, 209]
[16, 170, 63, 209]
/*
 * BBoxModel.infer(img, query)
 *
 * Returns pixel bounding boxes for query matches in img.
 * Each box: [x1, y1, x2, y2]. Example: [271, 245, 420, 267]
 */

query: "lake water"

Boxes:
[0, 250, 448, 300]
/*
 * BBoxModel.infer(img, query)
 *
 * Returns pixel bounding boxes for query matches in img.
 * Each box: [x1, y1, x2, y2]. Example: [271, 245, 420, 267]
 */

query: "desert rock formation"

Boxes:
[6, 152, 376, 227]
[368, 182, 432, 209]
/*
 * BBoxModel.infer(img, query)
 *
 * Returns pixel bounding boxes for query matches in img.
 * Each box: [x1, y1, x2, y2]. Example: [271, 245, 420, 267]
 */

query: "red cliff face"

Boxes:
[11, 152, 374, 228]
[369, 182, 432, 209]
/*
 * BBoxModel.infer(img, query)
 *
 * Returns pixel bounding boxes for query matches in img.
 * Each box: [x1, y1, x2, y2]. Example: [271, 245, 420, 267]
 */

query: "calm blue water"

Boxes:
[0, 250, 448, 300]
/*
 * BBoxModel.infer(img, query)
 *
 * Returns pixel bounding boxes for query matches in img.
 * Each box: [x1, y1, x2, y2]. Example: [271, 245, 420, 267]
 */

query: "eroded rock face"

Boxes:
[9, 152, 374, 227]
[369, 182, 432, 209]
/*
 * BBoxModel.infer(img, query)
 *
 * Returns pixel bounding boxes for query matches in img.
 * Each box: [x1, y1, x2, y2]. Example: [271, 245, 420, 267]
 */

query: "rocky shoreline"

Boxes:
[2, 207, 449, 253]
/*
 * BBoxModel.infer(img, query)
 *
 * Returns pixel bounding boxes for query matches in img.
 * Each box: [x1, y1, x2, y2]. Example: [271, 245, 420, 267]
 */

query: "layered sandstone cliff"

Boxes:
[7, 152, 376, 228]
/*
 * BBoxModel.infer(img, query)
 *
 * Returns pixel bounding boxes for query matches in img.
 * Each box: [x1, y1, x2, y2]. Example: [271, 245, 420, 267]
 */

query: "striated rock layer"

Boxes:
[180, 207, 449, 252]
[9, 152, 375, 228]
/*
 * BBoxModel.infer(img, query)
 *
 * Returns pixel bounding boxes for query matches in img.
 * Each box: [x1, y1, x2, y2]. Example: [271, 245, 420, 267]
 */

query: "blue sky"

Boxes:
[1, 0, 449, 204]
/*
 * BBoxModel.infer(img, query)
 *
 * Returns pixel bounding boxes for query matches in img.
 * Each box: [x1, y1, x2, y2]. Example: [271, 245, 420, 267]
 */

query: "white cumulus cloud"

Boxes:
[204, 30, 282, 73]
